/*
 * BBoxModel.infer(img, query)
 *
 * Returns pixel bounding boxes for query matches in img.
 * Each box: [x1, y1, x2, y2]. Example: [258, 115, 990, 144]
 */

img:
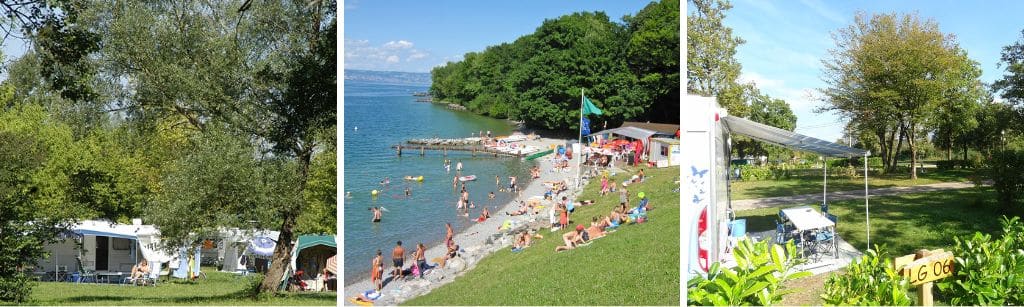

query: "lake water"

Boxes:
[342, 80, 533, 284]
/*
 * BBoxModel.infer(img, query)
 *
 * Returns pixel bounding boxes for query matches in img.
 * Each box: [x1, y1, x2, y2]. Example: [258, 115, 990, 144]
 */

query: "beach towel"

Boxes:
[364, 290, 381, 300]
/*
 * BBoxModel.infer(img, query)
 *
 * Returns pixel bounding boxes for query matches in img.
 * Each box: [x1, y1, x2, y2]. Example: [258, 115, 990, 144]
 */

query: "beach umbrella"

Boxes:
[326, 255, 337, 274]
[247, 236, 277, 257]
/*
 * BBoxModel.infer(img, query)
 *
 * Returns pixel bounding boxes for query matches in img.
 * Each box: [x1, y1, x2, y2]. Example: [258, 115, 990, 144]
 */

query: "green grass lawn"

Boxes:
[24, 269, 336, 306]
[404, 166, 680, 306]
[730, 168, 975, 200]
[735, 186, 1001, 256]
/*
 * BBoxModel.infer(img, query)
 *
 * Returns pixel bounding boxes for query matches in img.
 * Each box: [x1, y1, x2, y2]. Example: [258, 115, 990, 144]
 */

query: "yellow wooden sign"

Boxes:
[899, 251, 955, 286]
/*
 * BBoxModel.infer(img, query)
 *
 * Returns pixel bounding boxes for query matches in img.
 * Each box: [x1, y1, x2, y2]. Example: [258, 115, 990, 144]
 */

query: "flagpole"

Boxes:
[576, 88, 584, 190]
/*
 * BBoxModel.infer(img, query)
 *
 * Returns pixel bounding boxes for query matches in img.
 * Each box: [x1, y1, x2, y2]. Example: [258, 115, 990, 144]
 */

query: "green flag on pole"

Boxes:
[582, 96, 603, 116]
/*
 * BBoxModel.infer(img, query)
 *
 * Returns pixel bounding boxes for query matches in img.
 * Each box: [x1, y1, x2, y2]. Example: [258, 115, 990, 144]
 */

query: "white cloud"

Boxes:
[345, 39, 435, 71]
[799, 0, 847, 25]
[383, 40, 414, 49]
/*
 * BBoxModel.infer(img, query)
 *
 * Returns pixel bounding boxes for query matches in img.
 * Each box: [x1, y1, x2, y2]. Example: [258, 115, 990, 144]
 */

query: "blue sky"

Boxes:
[709, 0, 1024, 142]
[343, 0, 656, 73]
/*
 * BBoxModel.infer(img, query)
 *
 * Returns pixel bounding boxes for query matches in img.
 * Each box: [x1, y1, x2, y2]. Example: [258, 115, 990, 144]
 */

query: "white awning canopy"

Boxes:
[722, 116, 868, 157]
[587, 126, 659, 140]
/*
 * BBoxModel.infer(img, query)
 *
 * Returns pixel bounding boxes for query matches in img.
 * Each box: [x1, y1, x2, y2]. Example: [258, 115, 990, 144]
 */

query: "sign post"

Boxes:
[894, 249, 955, 306]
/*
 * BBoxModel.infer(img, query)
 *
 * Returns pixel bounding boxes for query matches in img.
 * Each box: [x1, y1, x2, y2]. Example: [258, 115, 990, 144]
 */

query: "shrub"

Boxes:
[936, 160, 957, 170]
[821, 246, 912, 306]
[936, 216, 1024, 305]
[687, 238, 810, 306]
[988, 150, 1024, 209]
[737, 165, 772, 181]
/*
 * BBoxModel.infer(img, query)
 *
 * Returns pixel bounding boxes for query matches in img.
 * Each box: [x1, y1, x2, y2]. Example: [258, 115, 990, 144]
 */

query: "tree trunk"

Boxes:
[259, 148, 314, 293]
[946, 134, 952, 161]
[893, 123, 905, 174]
[906, 122, 918, 180]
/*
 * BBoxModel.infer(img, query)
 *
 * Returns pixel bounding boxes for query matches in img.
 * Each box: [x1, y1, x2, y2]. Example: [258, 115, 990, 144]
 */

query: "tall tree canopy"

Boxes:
[687, 0, 748, 117]
[819, 12, 983, 178]
[0, 0, 336, 299]
[430, 0, 679, 131]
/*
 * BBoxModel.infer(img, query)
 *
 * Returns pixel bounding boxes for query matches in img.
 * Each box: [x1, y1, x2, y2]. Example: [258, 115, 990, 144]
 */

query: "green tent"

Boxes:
[284, 235, 337, 291]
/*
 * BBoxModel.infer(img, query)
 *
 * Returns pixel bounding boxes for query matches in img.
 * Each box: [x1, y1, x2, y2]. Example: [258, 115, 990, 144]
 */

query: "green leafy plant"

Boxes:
[936, 216, 1024, 305]
[821, 246, 912, 306]
[988, 150, 1024, 209]
[687, 238, 811, 306]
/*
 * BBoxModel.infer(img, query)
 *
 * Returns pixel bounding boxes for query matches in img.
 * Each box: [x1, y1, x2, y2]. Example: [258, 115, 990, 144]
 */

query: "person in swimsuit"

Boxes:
[495, 175, 500, 187]
[558, 203, 569, 228]
[371, 207, 382, 223]
[445, 223, 454, 247]
[600, 175, 610, 196]
[555, 225, 586, 252]
[371, 250, 383, 291]
[456, 160, 463, 172]
[509, 176, 517, 192]
[488, 191, 495, 200]
[392, 241, 405, 279]
[405, 187, 411, 197]
[440, 242, 459, 269]
[414, 243, 427, 277]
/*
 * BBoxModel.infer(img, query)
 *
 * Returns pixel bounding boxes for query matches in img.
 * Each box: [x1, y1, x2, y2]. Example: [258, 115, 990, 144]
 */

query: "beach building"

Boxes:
[650, 137, 681, 167]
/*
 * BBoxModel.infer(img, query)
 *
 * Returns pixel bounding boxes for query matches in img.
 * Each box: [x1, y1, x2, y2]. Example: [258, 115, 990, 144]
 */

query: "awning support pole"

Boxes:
[823, 157, 828, 208]
[865, 152, 871, 250]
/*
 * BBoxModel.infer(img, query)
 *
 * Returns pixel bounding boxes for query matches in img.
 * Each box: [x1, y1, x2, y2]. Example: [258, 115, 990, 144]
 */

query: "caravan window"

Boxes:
[660, 145, 669, 156]
[112, 238, 132, 250]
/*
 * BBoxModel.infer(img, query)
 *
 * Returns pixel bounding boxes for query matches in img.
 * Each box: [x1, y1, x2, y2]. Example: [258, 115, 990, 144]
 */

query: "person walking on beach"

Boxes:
[509, 176, 517, 193]
[371, 250, 383, 291]
[392, 241, 406, 279]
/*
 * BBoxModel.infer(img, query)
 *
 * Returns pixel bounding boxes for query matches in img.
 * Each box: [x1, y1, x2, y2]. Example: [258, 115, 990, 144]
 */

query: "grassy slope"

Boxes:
[405, 166, 680, 306]
[730, 169, 974, 200]
[25, 270, 335, 306]
[735, 186, 1000, 256]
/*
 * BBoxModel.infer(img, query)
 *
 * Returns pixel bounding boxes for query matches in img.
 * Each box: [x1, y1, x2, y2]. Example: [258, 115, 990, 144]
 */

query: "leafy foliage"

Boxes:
[994, 30, 1024, 107]
[937, 216, 1024, 305]
[987, 149, 1024, 210]
[687, 238, 810, 306]
[819, 12, 984, 177]
[821, 246, 912, 306]
[687, 0, 749, 117]
[431, 1, 678, 130]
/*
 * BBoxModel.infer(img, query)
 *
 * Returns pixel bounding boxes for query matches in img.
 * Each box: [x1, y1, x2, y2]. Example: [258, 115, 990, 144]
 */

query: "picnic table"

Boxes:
[96, 271, 127, 284]
[781, 206, 838, 260]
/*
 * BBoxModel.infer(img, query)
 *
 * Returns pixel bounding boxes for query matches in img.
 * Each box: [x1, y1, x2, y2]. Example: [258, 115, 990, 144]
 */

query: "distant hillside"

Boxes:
[344, 69, 432, 85]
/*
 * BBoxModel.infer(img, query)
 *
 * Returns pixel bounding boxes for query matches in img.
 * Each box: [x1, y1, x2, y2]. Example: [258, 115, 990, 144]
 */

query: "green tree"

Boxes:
[626, 0, 680, 124]
[735, 89, 797, 162]
[687, 0, 748, 117]
[994, 30, 1024, 107]
[819, 12, 983, 178]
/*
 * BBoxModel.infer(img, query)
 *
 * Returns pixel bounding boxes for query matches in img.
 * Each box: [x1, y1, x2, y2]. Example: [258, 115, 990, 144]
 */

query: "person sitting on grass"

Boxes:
[554, 225, 588, 252]
[513, 230, 532, 250]
[587, 217, 607, 239]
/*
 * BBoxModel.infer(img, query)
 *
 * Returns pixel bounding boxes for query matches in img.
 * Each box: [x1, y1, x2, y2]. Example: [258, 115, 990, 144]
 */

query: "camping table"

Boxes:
[780, 206, 838, 260]
[96, 271, 126, 284]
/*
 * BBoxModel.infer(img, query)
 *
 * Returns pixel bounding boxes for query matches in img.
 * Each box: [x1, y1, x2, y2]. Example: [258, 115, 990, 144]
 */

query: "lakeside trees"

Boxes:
[430, 0, 679, 131]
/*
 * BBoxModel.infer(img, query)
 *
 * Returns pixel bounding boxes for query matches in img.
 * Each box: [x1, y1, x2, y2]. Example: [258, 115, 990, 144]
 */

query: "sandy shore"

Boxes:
[343, 137, 582, 304]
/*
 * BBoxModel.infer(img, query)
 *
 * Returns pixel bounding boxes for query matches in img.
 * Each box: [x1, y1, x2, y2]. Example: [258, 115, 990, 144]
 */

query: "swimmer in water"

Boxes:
[405, 187, 411, 197]
[489, 191, 495, 200]
[370, 207, 382, 223]
[345, 191, 352, 199]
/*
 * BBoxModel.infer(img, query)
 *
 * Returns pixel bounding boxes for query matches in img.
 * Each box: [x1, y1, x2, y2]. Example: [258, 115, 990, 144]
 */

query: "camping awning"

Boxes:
[71, 220, 157, 240]
[587, 126, 659, 140]
[722, 116, 868, 158]
[295, 235, 337, 252]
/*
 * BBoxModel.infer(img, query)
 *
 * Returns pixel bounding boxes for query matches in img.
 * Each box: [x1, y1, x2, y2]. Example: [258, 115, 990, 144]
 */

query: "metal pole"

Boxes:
[823, 157, 827, 207]
[865, 152, 871, 250]
[575, 88, 585, 190]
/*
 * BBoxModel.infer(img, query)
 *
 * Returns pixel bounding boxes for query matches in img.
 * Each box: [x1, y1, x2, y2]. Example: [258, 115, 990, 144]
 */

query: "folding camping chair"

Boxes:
[123, 262, 162, 286]
[74, 257, 96, 283]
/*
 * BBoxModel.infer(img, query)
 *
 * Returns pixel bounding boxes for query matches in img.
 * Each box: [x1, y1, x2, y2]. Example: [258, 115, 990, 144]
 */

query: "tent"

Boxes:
[283, 235, 337, 291]
[721, 115, 873, 248]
